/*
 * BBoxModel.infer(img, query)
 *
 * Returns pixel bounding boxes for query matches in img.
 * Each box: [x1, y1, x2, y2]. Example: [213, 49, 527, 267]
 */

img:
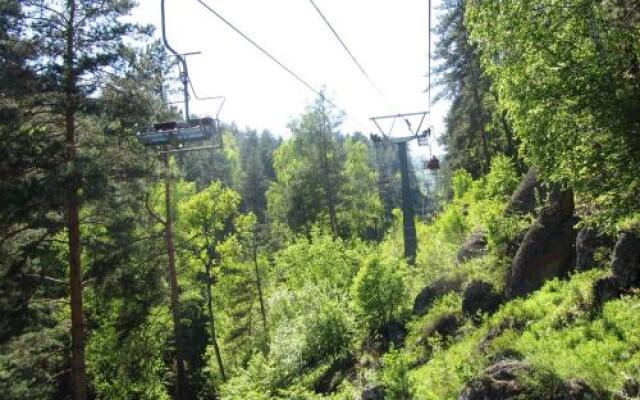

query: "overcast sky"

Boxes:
[131, 0, 448, 157]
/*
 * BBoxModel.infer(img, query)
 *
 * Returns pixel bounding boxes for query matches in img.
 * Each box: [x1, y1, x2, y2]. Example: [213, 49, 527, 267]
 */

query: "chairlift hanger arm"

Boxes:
[370, 111, 429, 121]
[370, 110, 430, 139]
[161, 0, 186, 67]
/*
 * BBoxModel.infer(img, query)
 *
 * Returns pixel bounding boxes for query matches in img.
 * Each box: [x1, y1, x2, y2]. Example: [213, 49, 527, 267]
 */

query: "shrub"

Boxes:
[351, 255, 408, 331]
[382, 347, 415, 399]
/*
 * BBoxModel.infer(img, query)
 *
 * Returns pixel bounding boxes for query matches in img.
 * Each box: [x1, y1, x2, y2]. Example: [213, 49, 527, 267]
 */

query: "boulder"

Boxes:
[505, 229, 527, 259]
[364, 321, 408, 354]
[314, 356, 356, 394]
[457, 230, 489, 263]
[458, 360, 532, 400]
[505, 190, 577, 299]
[592, 275, 623, 307]
[382, 321, 407, 348]
[564, 379, 602, 399]
[459, 361, 604, 400]
[361, 385, 385, 400]
[413, 278, 461, 316]
[506, 169, 546, 215]
[575, 227, 614, 271]
[422, 313, 461, 340]
[462, 281, 503, 321]
[611, 231, 640, 288]
[620, 378, 640, 399]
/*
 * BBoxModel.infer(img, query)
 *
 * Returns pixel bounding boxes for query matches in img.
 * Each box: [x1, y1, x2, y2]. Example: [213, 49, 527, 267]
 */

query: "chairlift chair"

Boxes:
[137, 117, 222, 148]
[426, 156, 440, 171]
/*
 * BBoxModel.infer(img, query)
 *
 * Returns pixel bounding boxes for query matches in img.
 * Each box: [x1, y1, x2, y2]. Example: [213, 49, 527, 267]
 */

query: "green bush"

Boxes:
[351, 254, 408, 331]
[382, 347, 415, 399]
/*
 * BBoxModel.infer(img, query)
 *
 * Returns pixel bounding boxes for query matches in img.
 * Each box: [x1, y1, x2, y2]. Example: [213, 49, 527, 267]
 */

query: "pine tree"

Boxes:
[433, 0, 520, 177]
[19, 2, 147, 398]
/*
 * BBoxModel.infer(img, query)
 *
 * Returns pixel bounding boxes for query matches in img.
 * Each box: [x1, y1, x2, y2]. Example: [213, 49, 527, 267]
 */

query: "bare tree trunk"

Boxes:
[163, 153, 188, 399]
[64, 2, 86, 399]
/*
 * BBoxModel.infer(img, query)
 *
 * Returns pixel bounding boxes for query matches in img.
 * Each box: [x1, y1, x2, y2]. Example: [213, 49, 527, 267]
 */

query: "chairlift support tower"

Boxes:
[370, 111, 431, 265]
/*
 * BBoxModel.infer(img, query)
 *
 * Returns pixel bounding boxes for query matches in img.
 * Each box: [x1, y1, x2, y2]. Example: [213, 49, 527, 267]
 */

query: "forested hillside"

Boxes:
[2, 1, 640, 400]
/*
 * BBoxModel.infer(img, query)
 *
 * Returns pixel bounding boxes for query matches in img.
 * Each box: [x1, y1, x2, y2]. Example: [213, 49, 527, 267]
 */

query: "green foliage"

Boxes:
[433, 0, 521, 177]
[382, 347, 415, 400]
[338, 139, 384, 239]
[274, 233, 364, 290]
[466, 0, 640, 227]
[482, 155, 519, 199]
[451, 169, 474, 200]
[87, 305, 170, 400]
[407, 269, 640, 399]
[351, 254, 408, 331]
[0, 319, 69, 400]
[301, 295, 354, 364]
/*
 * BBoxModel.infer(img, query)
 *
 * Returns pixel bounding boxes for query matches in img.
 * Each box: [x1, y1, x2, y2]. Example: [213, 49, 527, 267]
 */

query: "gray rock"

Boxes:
[413, 278, 461, 316]
[457, 230, 489, 263]
[458, 360, 531, 400]
[611, 231, 640, 288]
[382, 321, 407, 348]
[462, 281, 503, 320]
[314, 356, 356, 394]
[458, 361, 604, 400]
[621, 378, 640, 398]
[575, 228, 613, 271]
[505, 190, 577, 299]
[422, 313, 461, 341]
[592, 275, 622, 306]
[362, 385, 385, 400]
[507, 169, 546, 215]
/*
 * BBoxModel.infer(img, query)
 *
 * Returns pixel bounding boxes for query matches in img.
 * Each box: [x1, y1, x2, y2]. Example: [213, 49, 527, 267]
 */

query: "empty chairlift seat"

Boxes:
[137, 117, 220, 146]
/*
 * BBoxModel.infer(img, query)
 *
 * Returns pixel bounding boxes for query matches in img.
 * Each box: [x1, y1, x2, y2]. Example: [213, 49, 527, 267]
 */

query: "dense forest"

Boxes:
[2, 1, 640, 399]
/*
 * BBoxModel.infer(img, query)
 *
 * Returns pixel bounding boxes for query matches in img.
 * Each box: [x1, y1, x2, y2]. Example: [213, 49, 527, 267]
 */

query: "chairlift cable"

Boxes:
[307, 0, 399, 115]
[194, 0, 367, 131]
[427, 0, 432, 113]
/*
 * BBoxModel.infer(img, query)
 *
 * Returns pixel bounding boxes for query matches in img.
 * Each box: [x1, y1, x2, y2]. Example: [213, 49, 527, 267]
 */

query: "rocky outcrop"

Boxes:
[314, 356, 356, 394]
[364, 320, 408, 354]
[575, 227, 614, 271]
[382, 321, 407, 349]
[457, 230, 488, 263]
[458, 361, 532, 400]
[506, 169, 546, 215]
[413, 278, 461, 316]
[361, 385, 385, 400]
[611, 231, 640, 288]
[422, 313, 461, 340]
[592, 275, 622, 307]
[590, 231, 640, 307]
[505, 189, 577, 299]
[462, 281, 503, 321]
[459, 361, 603, 400]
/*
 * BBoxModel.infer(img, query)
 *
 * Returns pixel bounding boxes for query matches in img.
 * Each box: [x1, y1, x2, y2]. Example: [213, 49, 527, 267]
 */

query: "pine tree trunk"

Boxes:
[64, 2, 87, 399]
[163, 153, 188, 399]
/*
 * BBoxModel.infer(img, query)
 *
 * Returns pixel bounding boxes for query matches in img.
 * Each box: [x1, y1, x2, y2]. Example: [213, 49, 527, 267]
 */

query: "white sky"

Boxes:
[131, 0, 449, 157]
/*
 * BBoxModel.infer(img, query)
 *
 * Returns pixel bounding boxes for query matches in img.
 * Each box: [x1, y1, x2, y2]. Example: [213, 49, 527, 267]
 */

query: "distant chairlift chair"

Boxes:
[424, 156, 440, 171]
